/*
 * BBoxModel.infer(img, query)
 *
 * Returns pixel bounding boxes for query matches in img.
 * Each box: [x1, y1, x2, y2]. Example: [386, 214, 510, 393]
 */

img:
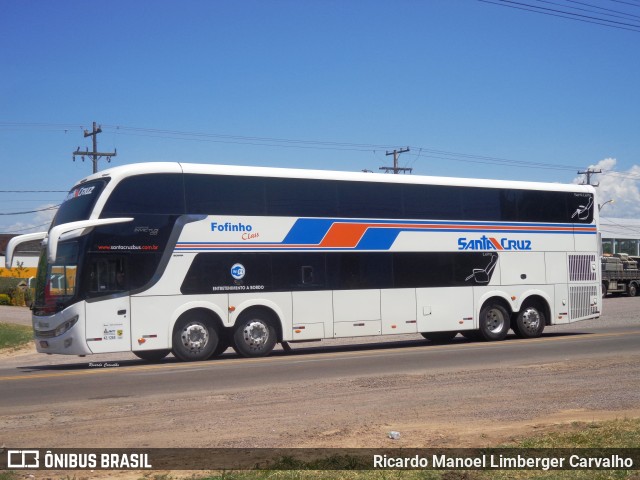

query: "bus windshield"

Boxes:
[33, 242, 79, 314]
[51, 180, 108, 228]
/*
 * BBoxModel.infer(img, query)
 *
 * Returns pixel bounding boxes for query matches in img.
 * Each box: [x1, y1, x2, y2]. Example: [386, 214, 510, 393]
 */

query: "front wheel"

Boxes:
[512, 305, 545, 339]
[172, 313, 220, 362]
[233, 311, 277, 358]
[478, 303, 510, 341]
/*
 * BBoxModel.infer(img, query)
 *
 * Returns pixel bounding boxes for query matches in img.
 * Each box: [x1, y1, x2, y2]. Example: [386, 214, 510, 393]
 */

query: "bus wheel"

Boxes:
[478, 303, 510, 341]
[172, 314, 219, 362]
[233, 311, 277, 358]
[421, 331, 457, 343]
[512, 304, 545, 339]
[133, 349, 170, 362]
[628, 283, 638, 297]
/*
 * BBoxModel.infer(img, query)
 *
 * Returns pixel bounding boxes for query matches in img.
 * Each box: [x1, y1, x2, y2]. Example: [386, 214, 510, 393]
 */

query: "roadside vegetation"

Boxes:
[0, 322, 33, 351]
[1, 418, 637, 480]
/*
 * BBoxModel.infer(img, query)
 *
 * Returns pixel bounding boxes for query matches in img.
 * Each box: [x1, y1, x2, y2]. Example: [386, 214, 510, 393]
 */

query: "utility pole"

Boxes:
[577, 168, 601, 187]
[380, 147, 411, 174]
[73, 122, 117, 173]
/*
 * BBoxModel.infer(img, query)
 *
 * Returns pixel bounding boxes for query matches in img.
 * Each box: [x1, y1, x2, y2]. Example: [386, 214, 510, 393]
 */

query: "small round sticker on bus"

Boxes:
[231, 263, 246, 280]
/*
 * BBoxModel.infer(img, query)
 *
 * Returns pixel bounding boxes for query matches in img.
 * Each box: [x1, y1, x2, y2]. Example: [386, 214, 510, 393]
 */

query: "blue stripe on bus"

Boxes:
[176, 218, 596, 252]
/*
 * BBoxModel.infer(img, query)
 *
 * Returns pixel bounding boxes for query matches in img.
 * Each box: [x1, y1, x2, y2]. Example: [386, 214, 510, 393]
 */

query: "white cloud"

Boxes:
[5, 204, 58, 234]
[573, 158, 640, 218]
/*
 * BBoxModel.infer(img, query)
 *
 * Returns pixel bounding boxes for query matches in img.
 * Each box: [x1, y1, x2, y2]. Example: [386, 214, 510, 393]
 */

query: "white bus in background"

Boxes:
[6, 162, 601, 362]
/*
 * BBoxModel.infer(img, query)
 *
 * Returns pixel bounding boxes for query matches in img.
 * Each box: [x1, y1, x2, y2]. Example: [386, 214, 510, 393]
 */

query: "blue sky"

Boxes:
[2, 0, 640, 233]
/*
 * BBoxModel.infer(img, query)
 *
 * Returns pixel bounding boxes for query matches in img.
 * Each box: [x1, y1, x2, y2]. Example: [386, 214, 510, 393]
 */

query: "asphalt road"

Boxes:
[0, 297, 638, 409]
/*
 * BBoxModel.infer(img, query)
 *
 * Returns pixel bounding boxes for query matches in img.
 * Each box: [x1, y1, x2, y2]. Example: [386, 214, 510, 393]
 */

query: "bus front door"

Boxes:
[85, 295, 132, 354]
[84, 255, 132, 353]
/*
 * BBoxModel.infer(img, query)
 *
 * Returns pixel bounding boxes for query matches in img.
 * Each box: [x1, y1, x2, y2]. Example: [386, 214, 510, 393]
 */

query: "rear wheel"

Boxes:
[233, 311, 278, 358]
[602, 282, 608, 298]
[133, 349, 170, 362]
[421, 331, 458, 343]
[172, 313, 219, 362]
[628, 283, 638, 297]
[478, 303, 510, 341]
[512, 304, 545, 339]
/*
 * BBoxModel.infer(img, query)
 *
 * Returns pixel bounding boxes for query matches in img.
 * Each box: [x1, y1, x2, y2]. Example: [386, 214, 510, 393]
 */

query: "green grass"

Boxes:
[0, 322, 33, 350]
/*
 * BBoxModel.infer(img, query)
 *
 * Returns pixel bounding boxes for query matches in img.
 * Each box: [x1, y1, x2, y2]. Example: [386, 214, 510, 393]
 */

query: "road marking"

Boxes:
[1, 329, 639, 382]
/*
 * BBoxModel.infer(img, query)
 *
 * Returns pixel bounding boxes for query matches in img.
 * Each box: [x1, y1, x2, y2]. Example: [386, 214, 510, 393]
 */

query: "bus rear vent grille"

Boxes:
[568, 254, 597, 282]
[570, 285, 598, 320]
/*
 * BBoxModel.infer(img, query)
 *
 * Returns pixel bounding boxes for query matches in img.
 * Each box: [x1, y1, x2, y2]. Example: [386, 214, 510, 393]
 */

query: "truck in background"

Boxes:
[601, 253, 640, 297]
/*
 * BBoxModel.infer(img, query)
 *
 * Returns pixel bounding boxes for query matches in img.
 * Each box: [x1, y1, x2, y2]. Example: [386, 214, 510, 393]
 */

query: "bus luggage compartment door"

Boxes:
[85, 295, 132, 353]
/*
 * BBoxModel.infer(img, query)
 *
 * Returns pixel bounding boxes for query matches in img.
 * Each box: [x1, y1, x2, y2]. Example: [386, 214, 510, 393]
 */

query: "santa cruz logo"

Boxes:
[458, 235, 532, 251]
[64, 186, 95, 202]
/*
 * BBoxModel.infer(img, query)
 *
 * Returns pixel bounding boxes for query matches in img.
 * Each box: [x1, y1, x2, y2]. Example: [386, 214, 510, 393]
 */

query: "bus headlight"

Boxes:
[54, 316, 79, 337]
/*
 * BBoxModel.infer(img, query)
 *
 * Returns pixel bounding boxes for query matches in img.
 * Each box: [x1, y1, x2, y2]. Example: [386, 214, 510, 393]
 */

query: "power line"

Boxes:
[102, 124, 398, 152]
[478, 0, 640, 32]
[610, 0, 640, 7]
[101, 124, 588, 172]
[500, 0, 640, 26]
[547, 0, 640, 21]
[8, 222, 51, 234]
[0, 205, 60, 216]
[0, 190, 67, 193]
[100, 124, 640, 182]
[4, 121, 640, 181]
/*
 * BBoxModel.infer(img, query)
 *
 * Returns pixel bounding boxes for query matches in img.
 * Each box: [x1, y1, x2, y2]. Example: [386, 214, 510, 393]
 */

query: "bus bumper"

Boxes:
[33, 305, 92, 356]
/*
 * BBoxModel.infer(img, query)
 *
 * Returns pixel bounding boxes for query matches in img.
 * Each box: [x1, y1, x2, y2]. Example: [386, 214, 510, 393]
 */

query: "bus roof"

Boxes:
[77, 161, 595, 194]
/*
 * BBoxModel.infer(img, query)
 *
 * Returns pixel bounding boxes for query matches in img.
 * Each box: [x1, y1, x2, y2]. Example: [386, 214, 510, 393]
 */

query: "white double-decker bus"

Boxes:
[6, 162, 601, 361]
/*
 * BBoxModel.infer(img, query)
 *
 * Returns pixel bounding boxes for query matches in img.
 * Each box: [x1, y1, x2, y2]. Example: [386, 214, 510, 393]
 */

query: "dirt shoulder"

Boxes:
[3, 352, 639, 450]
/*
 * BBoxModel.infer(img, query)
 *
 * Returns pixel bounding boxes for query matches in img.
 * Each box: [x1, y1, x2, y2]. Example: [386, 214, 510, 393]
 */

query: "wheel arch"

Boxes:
[476, 292, 514, 328]
[479, 295, 513, 313]
[168, 302, 227, 341]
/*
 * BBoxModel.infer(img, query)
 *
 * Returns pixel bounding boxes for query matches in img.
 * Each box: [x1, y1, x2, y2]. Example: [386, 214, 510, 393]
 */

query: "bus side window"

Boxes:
[88, 257, 127, 293]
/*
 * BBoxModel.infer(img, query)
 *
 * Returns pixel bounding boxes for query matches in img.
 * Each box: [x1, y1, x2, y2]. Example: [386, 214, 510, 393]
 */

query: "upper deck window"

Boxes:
[101, 173, 185, 215]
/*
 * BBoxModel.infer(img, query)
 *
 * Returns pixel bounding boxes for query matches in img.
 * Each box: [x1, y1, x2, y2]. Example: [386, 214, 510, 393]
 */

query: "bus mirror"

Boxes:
[5, 231, 46, 269]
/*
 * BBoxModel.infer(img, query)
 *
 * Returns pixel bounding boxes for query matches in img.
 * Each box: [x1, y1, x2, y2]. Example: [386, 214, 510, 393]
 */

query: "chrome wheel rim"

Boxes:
[520, 307, 541, 334]
[242, 321, 269, 349]
[180, 323, 209, 352]
[484, 308, 506, 334]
